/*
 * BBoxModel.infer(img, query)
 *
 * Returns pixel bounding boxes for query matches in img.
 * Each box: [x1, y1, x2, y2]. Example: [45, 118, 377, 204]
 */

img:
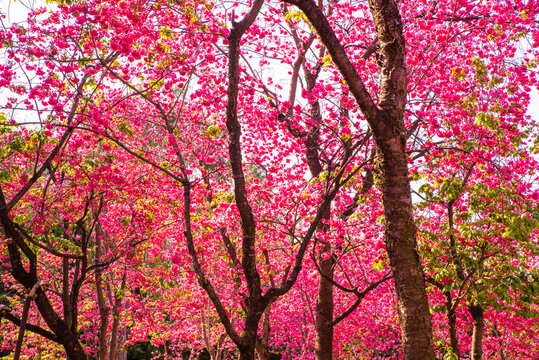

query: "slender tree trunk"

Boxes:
[109, 273, 126, 360]
[255, 303, 272, 360]
[304, 62, 335, 360]
[13, 295, 32, 360]
[304, 99, 334, 360]
[109, 303, 120, 360]
[116, 329, 127, 360]
[468, 304, 484, 360]
[448, 304, 460, 358]
[428, 281, 460, 358]
[315, 241, 334, 360]
[186, 1, 347, 359]
[96, 287, 110, 360]
[63, 258, 73, 330]
[95, 229, 110, 360]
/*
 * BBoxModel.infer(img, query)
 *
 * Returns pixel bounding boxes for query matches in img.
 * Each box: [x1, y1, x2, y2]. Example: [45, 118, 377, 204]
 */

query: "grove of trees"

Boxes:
[0, 0, 538, 359]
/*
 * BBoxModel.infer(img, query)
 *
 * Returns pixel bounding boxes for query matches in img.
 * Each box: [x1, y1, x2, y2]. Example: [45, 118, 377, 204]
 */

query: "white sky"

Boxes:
[1, 0, 31, 23]
[529, 87, 539, 121]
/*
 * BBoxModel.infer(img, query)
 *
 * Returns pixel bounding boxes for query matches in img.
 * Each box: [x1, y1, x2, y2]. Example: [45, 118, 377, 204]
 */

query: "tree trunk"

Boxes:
[283, 1, 436, 358]
[34, 292, 88, 360]
[448, 303, 460, 358]
[109, 303, 120, 360]
[255, 339, 269, 360]
[13, 295, 33, 360]
[429, 283, 460, 358]
[63, 258, 73, 330]
[109, 274, 126, 360]
[303, 91, 334, 360]
[116, 330, 127, 360]
[315, 240, 334, 360]
[96, 292, 110, 360]
[255, 303, 272, 360]
[468, 304, 484, 360]
[95, 228, 110, 360]
[303, 57, 335, 360]
[239, 343, 256, 360]
[377, 134, 434, 360]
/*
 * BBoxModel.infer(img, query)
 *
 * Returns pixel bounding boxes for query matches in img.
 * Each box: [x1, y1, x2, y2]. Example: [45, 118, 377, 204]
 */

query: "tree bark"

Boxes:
[426, 278, 460, 358]
[315, 239, 334, 360]
[283, 1, 435, 359]
[225, 3, 268, 358]
[95, 228, 110, 360]
[376, 132, 434, 359]
[109, 273, 126, 360]
[468, 303, 484, 360]
[303, 62, 334, 360]
[184, 1, 268, 359]
[447, 294, 460, 358]
[255, 302, 272, 360]
[13, 294, 33, 360]
[96, 278, 110, 360]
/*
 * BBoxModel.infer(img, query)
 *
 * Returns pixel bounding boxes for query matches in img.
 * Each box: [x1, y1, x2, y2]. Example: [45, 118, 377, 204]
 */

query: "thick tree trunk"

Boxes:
[35, 279, 87, 360]
[376, 134, 434, 360]
[238, 343, 256, 360]
[284, 1, 435, 358]
[468, 304, 484, 360]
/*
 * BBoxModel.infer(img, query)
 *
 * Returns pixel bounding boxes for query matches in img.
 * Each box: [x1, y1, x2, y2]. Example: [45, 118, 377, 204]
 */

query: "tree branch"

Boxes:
[332, 272, 392, 326]
[6, 74, 90, 211]
[3, 312, 61, 343]
[283, 0, 379, 126]
[226, 0, 265, 317]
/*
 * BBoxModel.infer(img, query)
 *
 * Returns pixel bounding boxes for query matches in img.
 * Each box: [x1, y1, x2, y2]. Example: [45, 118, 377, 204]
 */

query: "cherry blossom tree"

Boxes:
[1, 0, 538, 359]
